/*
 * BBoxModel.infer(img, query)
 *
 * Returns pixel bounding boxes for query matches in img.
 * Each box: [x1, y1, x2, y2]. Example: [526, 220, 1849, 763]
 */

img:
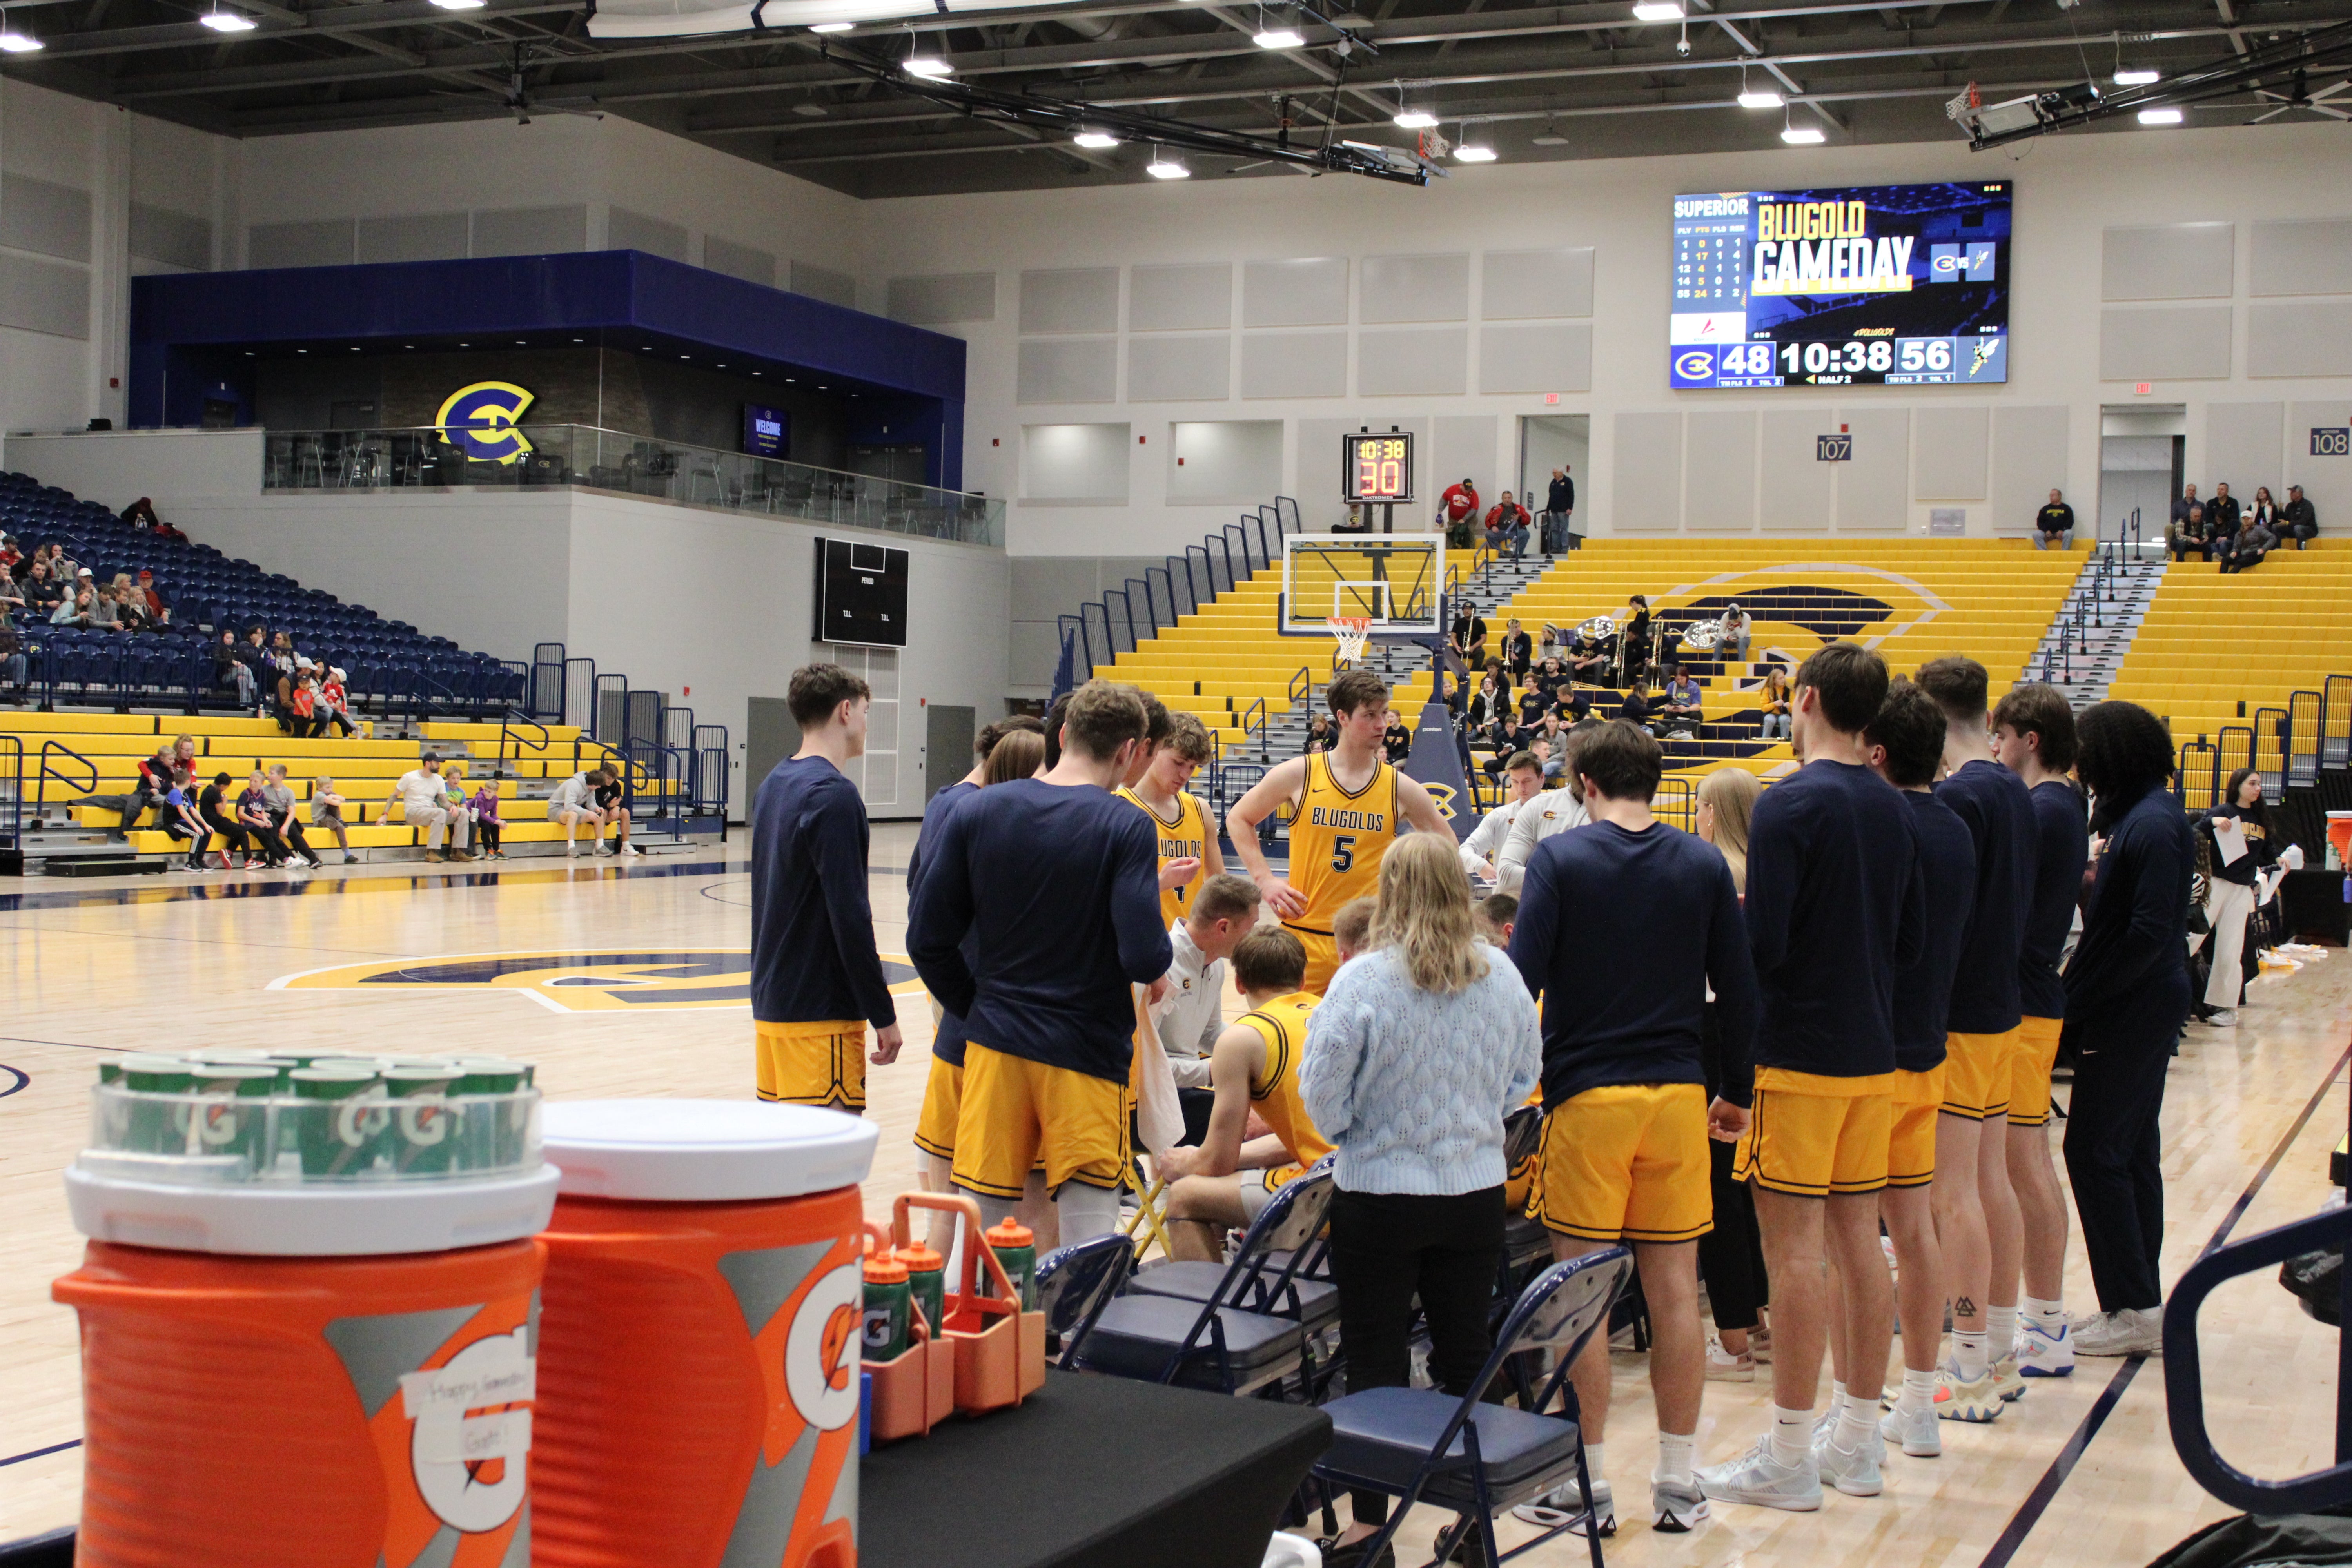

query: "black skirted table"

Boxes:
[861, 1370, 1332, 1568]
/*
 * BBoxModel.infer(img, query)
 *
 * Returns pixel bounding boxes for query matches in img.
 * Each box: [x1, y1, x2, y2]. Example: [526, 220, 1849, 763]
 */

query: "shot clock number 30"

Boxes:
[1342, 432, 1415, 505]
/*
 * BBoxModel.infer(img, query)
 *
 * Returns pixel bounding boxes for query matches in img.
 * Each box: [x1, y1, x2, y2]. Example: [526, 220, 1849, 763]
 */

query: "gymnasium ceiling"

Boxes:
[3, 0, 2349, 197]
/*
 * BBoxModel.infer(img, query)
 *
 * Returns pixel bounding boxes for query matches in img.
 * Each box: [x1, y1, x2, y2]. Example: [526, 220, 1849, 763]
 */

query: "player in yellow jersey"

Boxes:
[1158, 928, 1334, 1261]
[1227, 667, 1451, 993]
[1116, 711, 1223, 926]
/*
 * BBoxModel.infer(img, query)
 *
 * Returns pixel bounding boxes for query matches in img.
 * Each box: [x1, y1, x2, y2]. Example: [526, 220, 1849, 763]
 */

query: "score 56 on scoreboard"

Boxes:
[1670, 181, 2011, 390]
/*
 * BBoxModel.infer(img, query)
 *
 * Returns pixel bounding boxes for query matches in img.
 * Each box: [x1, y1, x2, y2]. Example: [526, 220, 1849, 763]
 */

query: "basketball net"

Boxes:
[1328, 616, 1372, 666]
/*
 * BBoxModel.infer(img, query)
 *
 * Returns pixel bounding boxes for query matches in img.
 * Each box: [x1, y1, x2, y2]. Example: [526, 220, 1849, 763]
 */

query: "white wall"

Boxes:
[5, 428, 263, 517]
[862, 123, 2352, 555]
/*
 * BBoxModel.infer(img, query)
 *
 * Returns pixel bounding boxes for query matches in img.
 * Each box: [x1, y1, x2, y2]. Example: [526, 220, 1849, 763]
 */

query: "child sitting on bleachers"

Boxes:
[470, 782, 506, 860]
[310, 776, 356, 863]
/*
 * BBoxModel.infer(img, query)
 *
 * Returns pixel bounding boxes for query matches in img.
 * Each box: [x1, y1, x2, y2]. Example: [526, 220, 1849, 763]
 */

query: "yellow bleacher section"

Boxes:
[1106, 568, 1435, 747]
[1479, 537, 2083, 785]
[0, 712, 666, 856]
[2109, 543, 2352, 747]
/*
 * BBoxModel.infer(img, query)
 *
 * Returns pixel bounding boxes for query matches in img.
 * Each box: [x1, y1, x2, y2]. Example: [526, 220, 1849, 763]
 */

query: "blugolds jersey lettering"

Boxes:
[1235, 992, 1334, 1169]
[1116, 786, 1209, 927]
[1285, 754, 1400, 936]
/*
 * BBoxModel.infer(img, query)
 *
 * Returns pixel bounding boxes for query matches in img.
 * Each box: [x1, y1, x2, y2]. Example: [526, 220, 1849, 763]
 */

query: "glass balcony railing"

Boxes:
[259, 424, 1004, 548]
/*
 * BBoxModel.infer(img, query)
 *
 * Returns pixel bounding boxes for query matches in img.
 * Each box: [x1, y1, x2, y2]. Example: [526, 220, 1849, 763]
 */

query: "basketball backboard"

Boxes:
[1278, 534, 1445, 637]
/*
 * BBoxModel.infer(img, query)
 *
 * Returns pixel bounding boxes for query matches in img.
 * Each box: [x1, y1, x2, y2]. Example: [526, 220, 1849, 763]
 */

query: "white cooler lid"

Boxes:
[64, 1164, 561, 1257]
[541, 1100, 878, 1201]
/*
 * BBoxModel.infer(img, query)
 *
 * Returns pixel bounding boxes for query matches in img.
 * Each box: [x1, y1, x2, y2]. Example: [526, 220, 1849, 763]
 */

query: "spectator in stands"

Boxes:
[269, 632, 298, 675]
[162, 766, 209, 869]
[1621, 595, 1655, 684]
[89, 584, 123, 632]
[1543, 465, 1575, 554]
[234, 628, 270, 713]
[548, 766, 609, 857]
[51, 585, 93, 628]
[1500, 619, 1534, 680]
[2208, 482, 2241, 535]
[2171, 483, 2201, 531]
[2284, 485, 2319, 549]
[1303, 713, 1336, 755]
[1465, 673, 1501, 730]
[1383, 713, 1413, 764]
[114, 586, 151, 635]
[1449, 604, 1488, 673]
[2248, 486, 2280, 535]
[198, 770, 258, 871]
[1437, 476, 1481, 546]
[111, 743, 180, 840]
[1298, 834, 1541, 1568]
[1619, 679, 1656, 731]
[593, 769, 640, 857]
[0, 592, 22, 697]
[275, 659, 324, 737]
[1567, 633, 1610, 686]
[2035, 488, 2076, 550]
[1533, 735, 1567, 786]
[1485, 716, 1535, 779]
[2220, 512, 2277, 574]
[1484, 491, 1533, 562]
[311, 776, 356, 863]
[1565, 693, 1599, 733]
[136, 570, 165, 619]
[471, 780, 508, 860]
[317, 666, 357, 737]
[1718, 602, 1752, 661]
[120, 497, 162, 531]
[21, 561, 59, 617]
[379, 755, 473, 863]
[0, 536, 18, 577]
[236, 770, 296, 868]
[1515, 679, 1550, 728]
[1660, 665, 1705, 737]
[2167, 504, 2210, 563]
[262, 766, 319, 869]
[1757, 666, 1793, 740]
[1534, 711, 1567, 765]
[216, 631, 255, 707]
[1533, 654, 1564, 692]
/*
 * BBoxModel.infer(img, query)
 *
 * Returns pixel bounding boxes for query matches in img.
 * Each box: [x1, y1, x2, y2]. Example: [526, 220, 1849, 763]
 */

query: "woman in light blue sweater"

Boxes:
[1301, 833, 1542, 1564]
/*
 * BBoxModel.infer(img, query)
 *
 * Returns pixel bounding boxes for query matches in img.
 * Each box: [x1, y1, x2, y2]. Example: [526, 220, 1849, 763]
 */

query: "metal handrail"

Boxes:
[1241, 696, 1270, 763]
[2288, 689, 2323, 787]
[2166, 1201, 2352, 1514]
[0, 734, 24, 848]
[1287, 665, 1312, 716]
[2176, 737, 2220, 810]
[498, 711, 550, 774]
[34, 738, 97, 820]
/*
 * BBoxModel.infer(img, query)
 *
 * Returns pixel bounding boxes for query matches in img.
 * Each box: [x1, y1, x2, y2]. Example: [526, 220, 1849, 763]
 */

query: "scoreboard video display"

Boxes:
[1343, 431, 1415, 505]
[1670, 181, 2012, 389]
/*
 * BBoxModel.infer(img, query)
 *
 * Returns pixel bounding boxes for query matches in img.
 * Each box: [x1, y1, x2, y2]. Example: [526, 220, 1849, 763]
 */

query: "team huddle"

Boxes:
[747, 641, 2102, 1535]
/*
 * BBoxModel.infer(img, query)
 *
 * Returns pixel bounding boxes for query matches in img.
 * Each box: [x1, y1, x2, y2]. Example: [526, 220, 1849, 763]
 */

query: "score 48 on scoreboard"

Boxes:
[1671, 181, 2012, 390]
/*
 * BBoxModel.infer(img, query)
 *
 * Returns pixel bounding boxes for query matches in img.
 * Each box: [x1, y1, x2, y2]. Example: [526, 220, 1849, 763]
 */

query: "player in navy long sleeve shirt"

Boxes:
[906, 680, 1170, 1238]
[749, 666, 902, 1112]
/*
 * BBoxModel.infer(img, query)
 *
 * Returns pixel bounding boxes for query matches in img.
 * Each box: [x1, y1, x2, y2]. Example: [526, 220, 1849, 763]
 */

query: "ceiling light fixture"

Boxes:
[427, 0, 487, 12]
[2136, 105, 2184, 123]
[1073, 127, 1121, 148]
[1393, 85, 1437, 128]
[1453, 124, 1497, 161]
[1532, 121, 1567, 145]
[1631, 1, 1684, 21]
[0, 24, 43, 49]
[201, 3, 257, 33]
[809, 19, 853, 30]
[1780, 106, 1826, 143]
[2114, 67, 2160, 85]
[1253, 4, 1302, 48]
[1737, 69, 1784, 108]
[1147, 147, 1191, 178]
[901, 27, 953, 76]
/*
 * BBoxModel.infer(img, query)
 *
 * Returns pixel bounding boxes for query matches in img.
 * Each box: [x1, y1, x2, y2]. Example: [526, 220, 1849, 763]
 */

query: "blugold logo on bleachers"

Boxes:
[270, 950, 927, 1013]
[436, 382, 537, 465]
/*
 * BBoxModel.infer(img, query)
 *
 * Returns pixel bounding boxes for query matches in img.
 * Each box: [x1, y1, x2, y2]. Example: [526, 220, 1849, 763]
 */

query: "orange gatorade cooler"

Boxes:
[533, 1100, 879, 1568]
[53, 1060, 560, 1568]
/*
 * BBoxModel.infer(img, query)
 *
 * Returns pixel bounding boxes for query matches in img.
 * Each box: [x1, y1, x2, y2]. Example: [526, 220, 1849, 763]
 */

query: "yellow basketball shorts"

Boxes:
[755, 1020, 865, 1110]
[913, 1054, 964, 1161]
[1941, 1027, 2020, 1120]
[1734, 1067, 1897, 1198]
[2008, 1016, 2064, 1128]
[950, 1042, 1130, 1198]
[1287, 925, 1342, 996]
[1529, 1083, 1713, 1243]
[1888, 1064, 1947, 1189]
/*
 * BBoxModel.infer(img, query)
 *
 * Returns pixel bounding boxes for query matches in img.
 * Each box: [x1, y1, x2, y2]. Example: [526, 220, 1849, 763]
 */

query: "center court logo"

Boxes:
[271, 950, 927, 1013]
[436, 381, 536, 465]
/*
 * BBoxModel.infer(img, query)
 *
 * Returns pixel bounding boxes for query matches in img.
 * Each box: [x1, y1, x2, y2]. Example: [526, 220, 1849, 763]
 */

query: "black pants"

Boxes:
[199, 813, 248, 858]
[1328, 1185, 1505, 1524]
[280, 822, 314, 862]
[2220, 547, 2267, 574]
[1698, 1134, 1769, 1334]
[477, 820, 502, 854]
[117, 783, 162, 833]
[243, 821, 292, 864]
[2063, 1040, 2169, 1312]
[1176, 1087, 1215, 1147]
[275, 702, 323, 738]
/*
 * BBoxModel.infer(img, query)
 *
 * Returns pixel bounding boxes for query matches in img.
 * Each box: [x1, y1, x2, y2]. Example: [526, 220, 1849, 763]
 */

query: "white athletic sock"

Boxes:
[1953, 1330, 1989, 1383]
[1054, 1181, 1121, 1243]
[1654, 1433, 1695, 1488]
[1835, 1403, 1878, 1453]
[1988, 1304, 2018, 1354]
[1829, 1379, 1850, 1416]
[2023, 1294, 2067, 1332]
[1899, 1368, 1938, 1418]
[1581, 1442, 1607, 1492]
[1769, 1406, 1813, 1469]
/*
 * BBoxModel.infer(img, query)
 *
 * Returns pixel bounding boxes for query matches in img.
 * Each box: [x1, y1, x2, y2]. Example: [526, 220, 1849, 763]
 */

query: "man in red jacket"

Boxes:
[1437, 477, 1480, 541]
[1485, 491, 1533, 562]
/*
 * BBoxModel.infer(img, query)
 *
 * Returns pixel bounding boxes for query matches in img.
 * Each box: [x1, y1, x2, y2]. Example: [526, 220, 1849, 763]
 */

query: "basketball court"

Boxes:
[0, 844, 2341, 1564]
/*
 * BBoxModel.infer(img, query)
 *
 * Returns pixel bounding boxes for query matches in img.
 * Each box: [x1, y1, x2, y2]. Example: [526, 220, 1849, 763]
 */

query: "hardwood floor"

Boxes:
[0, 826, 2341, 1566]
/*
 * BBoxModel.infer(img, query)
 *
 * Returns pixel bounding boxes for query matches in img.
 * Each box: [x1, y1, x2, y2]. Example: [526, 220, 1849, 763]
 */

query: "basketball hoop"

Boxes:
[1328, 616, 1372, 666]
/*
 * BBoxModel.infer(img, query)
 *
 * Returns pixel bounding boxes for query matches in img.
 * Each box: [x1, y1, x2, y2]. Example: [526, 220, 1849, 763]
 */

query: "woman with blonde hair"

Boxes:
[1301, 833, 1542, 1564]
[1696, 763, 1769, 1377]
[1756, 668, 1793, 743]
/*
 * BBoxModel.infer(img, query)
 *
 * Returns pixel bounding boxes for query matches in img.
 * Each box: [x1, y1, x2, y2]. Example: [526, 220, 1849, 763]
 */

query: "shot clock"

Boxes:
[1342, 431, 1415, 505]
[1670, 181, 2012, 389]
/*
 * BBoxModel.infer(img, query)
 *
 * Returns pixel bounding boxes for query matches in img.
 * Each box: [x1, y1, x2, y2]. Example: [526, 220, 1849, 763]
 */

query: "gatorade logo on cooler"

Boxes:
[783, 1261, 863, 1432]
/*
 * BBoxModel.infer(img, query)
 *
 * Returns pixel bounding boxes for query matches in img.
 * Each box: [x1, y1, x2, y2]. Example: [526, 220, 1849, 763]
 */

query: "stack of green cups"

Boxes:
[188, 1063, 281, 1173]
[383, 1064, 459, 1175]
[288, 1065, 385, 1178]
[116, 1054, 197, 1156]
[453, 1060, 531, 1172]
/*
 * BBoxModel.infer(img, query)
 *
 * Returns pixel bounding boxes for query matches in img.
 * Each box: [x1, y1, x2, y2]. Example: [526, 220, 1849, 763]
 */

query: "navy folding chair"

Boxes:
[1035, 1232, 1135, 1369]
[1128, 1153, 1341, 1332]
[1077, 1164, 1334, 1396]
[1310, 1247, 1632, 1568]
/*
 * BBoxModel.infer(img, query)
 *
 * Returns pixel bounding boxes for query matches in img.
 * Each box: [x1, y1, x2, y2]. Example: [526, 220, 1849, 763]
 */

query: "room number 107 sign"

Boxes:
[1343, 432, 1416, 505]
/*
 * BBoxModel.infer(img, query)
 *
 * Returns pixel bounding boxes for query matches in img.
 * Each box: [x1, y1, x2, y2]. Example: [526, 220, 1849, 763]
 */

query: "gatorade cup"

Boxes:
[383, 1065, 459, 1177]
[980, 1218, 1038, 1311]
[188, 1062, 282, 1175]
[897, 1242, 945, 1336]
[119, 1056, 196, 1157]
[863, 1251, 911, 1362]
[455, 1062, 531, 1174]
[54, 1121, 559, 1568]
[290, 1066, 385, 1179]
[534, 1101, 879, 1568]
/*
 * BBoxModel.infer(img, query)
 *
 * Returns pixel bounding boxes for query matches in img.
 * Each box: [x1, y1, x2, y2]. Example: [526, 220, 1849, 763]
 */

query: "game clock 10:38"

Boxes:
[1342, 432, 1414, 505]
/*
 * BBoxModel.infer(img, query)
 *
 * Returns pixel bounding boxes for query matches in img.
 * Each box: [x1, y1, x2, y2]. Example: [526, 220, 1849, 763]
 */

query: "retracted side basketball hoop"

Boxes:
[1328, 616, 1372, 666]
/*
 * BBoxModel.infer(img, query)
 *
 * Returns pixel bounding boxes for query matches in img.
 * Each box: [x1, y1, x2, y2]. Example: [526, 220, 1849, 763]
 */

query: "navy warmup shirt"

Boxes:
[750, 755, 897, 1028]
[1893, 790, 1977, 1072]
[1935, 759, 2038, 1034]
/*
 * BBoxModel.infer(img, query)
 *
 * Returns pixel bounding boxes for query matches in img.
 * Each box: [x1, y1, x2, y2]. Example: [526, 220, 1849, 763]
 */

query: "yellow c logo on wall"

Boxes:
[1420, 782, 1459, 822]
[270, 950, 929, 1014]
[436, 381, 537, 465]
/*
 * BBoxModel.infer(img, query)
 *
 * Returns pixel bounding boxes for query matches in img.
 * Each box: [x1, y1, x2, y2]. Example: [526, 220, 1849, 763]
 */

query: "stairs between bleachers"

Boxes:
[2027, 547, 2167, 708]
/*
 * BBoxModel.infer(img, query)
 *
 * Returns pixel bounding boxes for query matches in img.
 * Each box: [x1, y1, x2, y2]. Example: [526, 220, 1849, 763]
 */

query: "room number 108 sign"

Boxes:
[1343, 431, 1416, 505]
